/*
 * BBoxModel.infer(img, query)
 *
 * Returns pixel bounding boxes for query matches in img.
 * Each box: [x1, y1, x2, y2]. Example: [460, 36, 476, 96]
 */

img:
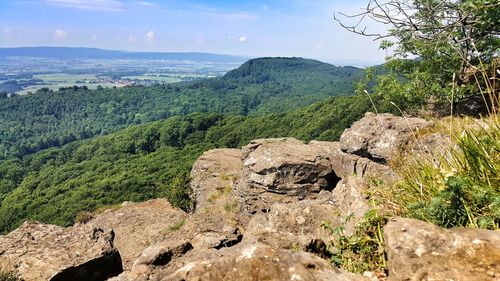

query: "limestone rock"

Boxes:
[237, 138, 340, 214]
[119, 240, 193, 281]
[329, 177, 371, 232]
[310, 141, 396, 181]
[0, 221, 122, 281]
[243, 199, 338, 250]
[384, 217, 500, 281]
[243, 176, 371, 250]
[190, 148, 243, 210]
[165, 243, 368, 281]
[340, 113, 432, 164]
[88, 199, 188, 270]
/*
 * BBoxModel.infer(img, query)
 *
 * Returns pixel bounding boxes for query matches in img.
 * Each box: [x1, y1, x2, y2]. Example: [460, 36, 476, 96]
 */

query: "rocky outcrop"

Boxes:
[0, 221, 122, 281]
[5, 112, 481, 281]
[88, 199, 189, 270]
[340, 113, 432, 164]
[190, 148, 243, 210]
[169, 148, 247, 252]
[384, 217, 500, 281]
[111, 240, 193, 281]
[165, 243, 368, 281]
[244, 177, 370, 250]
[237, 138, 340, 214]
[307, 140, 397, 184]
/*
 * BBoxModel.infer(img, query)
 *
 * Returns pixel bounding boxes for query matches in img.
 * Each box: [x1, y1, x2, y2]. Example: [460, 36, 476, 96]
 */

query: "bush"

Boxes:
[74, 211, 94, 224]
[322, 210, 387, 275]
[390, 118, 500, 229]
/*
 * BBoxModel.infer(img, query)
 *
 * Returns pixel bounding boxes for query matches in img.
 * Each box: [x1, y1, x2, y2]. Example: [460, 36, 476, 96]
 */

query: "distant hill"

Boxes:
[0, 47, 246, 63]
[0, 57, 365, 158]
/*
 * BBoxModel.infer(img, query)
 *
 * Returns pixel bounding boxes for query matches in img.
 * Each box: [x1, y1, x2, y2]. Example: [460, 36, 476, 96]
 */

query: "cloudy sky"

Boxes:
[0, 0, 389, 65]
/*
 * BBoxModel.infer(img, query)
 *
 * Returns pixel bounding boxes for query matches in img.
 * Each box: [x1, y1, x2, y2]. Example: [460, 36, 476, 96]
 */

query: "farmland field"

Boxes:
[0, 56, 244, 96]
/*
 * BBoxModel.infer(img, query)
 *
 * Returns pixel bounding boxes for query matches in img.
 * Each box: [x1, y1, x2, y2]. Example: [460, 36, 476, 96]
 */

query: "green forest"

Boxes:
[0, 94, 396, 233]
[0, 58, 363, 159]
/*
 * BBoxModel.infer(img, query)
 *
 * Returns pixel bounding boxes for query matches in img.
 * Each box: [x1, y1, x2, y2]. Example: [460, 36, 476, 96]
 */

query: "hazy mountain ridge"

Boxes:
[0, 47, 246, 63]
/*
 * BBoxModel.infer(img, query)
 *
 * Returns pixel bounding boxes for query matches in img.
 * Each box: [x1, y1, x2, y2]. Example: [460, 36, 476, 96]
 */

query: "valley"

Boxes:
[0, 47, 246, 95]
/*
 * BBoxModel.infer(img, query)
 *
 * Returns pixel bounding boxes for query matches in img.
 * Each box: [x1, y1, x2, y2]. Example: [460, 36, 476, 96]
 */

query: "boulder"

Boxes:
[190, 148, 243, 211]
[244, 177, 370, 250]
[88, 199, 188, 270]
[309, 141, 396, 181]
[384, 217, 500, 281]
[237, 138, 340, 214]
[116, 240, 193, 281]
[243, 198, 339, 250]
[163, 148, 247, 255]
[340, 113, 432, 164]
[165, 243, 368, 281]
[0, 221, 122, 281]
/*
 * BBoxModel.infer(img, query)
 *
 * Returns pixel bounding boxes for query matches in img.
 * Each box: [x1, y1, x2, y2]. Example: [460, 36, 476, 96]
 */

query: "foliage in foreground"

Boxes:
[0, 95, 396, 234]
[322, 210, 387, 275]
[0, 270, 20, 281]
[390, 118, 500, 229]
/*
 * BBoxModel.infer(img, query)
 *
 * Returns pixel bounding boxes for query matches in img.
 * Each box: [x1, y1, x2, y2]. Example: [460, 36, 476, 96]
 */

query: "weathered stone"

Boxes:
[237, 138, 340, 214]
[164, 243, 368, 281]
[191, 230, 243, 250]
[384, 217, 500, 281]
[190, 148, 243, 211]
[88, 199, 188, 270]
[329, 177, 371, 233]
[310, 141, 396, 181]
[0, 221, 122, 281]
[340, 113, 432, 164]
[120, 240, 193, 281]
[244, 200, 338, 250]
[243, 176, 370, 250]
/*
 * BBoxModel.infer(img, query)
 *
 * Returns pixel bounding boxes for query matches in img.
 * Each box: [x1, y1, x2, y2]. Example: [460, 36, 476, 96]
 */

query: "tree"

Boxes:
[336, 0, 499, 111]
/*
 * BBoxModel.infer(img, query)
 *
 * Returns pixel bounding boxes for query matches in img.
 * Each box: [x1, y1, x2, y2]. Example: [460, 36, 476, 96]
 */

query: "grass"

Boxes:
[74, 211, 94, 224]
[223, 201, 239, 213]
[322, 210, 387, 275]
[0, 270, 20, 281]
[74, 203, 123, 224]
[377, 116, 500, 229]
[161, 220, 186, 235]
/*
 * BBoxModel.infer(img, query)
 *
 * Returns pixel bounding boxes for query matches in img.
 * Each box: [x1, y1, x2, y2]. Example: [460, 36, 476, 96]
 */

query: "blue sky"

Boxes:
[0, 0, 389, 65]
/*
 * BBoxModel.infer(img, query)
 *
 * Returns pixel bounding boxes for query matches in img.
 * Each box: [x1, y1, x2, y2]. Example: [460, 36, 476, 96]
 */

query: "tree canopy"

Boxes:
[337, 0, 499, 110]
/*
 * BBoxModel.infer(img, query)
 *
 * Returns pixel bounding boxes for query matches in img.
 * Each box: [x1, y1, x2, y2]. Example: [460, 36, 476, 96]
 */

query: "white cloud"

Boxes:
[136, 1, 156, 7]
[54, 29, 67, 39]
[239, 36, 247, 42]
[91, 34, 97, 41]
[42, 0, 123, 11]
[145, 30, 155, 42]
[128, 36, 138, 43]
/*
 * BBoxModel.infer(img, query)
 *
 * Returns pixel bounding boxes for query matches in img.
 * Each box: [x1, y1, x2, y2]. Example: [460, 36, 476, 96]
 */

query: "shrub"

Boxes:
[74, 211, 94, 224]
[390, 118, 500, 229]
[322, 210, 387, 275]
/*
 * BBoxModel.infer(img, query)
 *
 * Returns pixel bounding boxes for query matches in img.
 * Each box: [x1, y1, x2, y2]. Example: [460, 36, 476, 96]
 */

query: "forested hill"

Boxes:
[0, 57, 364, 159]
[0, 94, 397, 233]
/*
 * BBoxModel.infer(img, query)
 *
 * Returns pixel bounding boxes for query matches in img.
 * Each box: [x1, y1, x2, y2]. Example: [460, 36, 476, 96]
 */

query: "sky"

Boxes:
[0, 0, 390, 65]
